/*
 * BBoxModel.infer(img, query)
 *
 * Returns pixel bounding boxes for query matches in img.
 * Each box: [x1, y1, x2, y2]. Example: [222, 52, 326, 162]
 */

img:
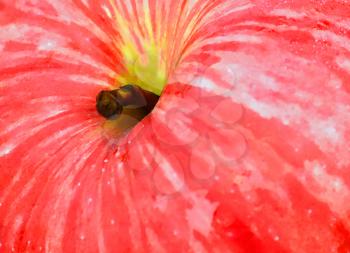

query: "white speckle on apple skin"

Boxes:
[302, 160, 350, 215]
[270, 9, 307, 19]
[0, 144, 15, 157]
[38, 39, 56, 51]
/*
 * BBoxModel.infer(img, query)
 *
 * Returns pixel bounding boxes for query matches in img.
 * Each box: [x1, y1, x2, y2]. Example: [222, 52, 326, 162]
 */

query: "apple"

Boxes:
[1, 0, 350, 252]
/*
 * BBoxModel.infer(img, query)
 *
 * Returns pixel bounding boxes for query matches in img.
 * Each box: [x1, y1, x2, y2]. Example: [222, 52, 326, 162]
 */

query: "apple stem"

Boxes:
[96, 84, 160, 120]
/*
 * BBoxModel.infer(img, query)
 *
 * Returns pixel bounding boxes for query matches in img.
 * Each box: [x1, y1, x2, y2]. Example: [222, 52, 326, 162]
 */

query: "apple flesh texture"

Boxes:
[1, 1, 350, 253]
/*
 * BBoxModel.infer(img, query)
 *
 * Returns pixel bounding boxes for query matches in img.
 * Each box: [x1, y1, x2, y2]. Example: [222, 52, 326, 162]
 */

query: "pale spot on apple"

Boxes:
[210, 34, 263, 45]
[194, 77, 219, 94]
[270, 9, 307, 19]
[102, 5, 112, 18]
[0, 143, 14, 157]
[331, 179, 343, 192]
[153, 154, 184, 194]
[257, 73, 281, 92]
[303, 160, 350, 215]
[145, 228, 167, 253]
[312, 30, 350, 53]
[327, 75, 342, 90]
[38, 39, 56, 51]
[186, 191, 218, 237]
[12, 215, 23, 236]
[309, 119, 341, 146]
[226, 231, 235, 238]
[188, 240, 207, 253]
[245, 194, 253, 201]
[68, 75, 110, 87]
[81, 0, 89, 7]
[336, 56, 350, 74]
[312, 162, 325, 177]
[190, 137, 216, 180]
[282, 118, 290, 125]
[128, 141, 156, 171]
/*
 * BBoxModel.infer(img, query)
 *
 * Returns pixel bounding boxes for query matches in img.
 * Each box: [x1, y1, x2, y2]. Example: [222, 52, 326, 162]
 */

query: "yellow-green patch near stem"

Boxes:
[116, 40, 167, 96]
[108, 0, 167, 96]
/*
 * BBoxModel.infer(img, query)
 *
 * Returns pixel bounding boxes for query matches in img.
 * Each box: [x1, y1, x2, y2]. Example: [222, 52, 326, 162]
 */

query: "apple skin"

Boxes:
[1, 0, 350, 253]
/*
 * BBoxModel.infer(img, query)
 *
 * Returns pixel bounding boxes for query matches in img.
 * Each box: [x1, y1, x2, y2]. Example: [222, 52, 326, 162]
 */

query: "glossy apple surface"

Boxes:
[0, 1, 350, 252]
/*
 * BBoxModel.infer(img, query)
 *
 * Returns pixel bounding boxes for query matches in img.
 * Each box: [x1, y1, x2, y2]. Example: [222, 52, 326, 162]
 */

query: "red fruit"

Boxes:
[1, 1, 350, 253]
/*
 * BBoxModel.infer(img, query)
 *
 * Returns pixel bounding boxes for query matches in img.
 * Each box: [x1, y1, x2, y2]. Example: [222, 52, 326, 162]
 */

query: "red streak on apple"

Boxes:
[1, 1, 350, 253]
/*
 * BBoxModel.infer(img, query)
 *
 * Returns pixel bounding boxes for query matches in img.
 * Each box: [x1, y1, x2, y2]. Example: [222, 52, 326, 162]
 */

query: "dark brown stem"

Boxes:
[96, 84, 160, 120]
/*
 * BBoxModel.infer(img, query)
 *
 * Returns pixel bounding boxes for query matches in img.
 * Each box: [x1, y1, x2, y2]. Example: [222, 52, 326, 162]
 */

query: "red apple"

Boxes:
[1, 0, 350, 252]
